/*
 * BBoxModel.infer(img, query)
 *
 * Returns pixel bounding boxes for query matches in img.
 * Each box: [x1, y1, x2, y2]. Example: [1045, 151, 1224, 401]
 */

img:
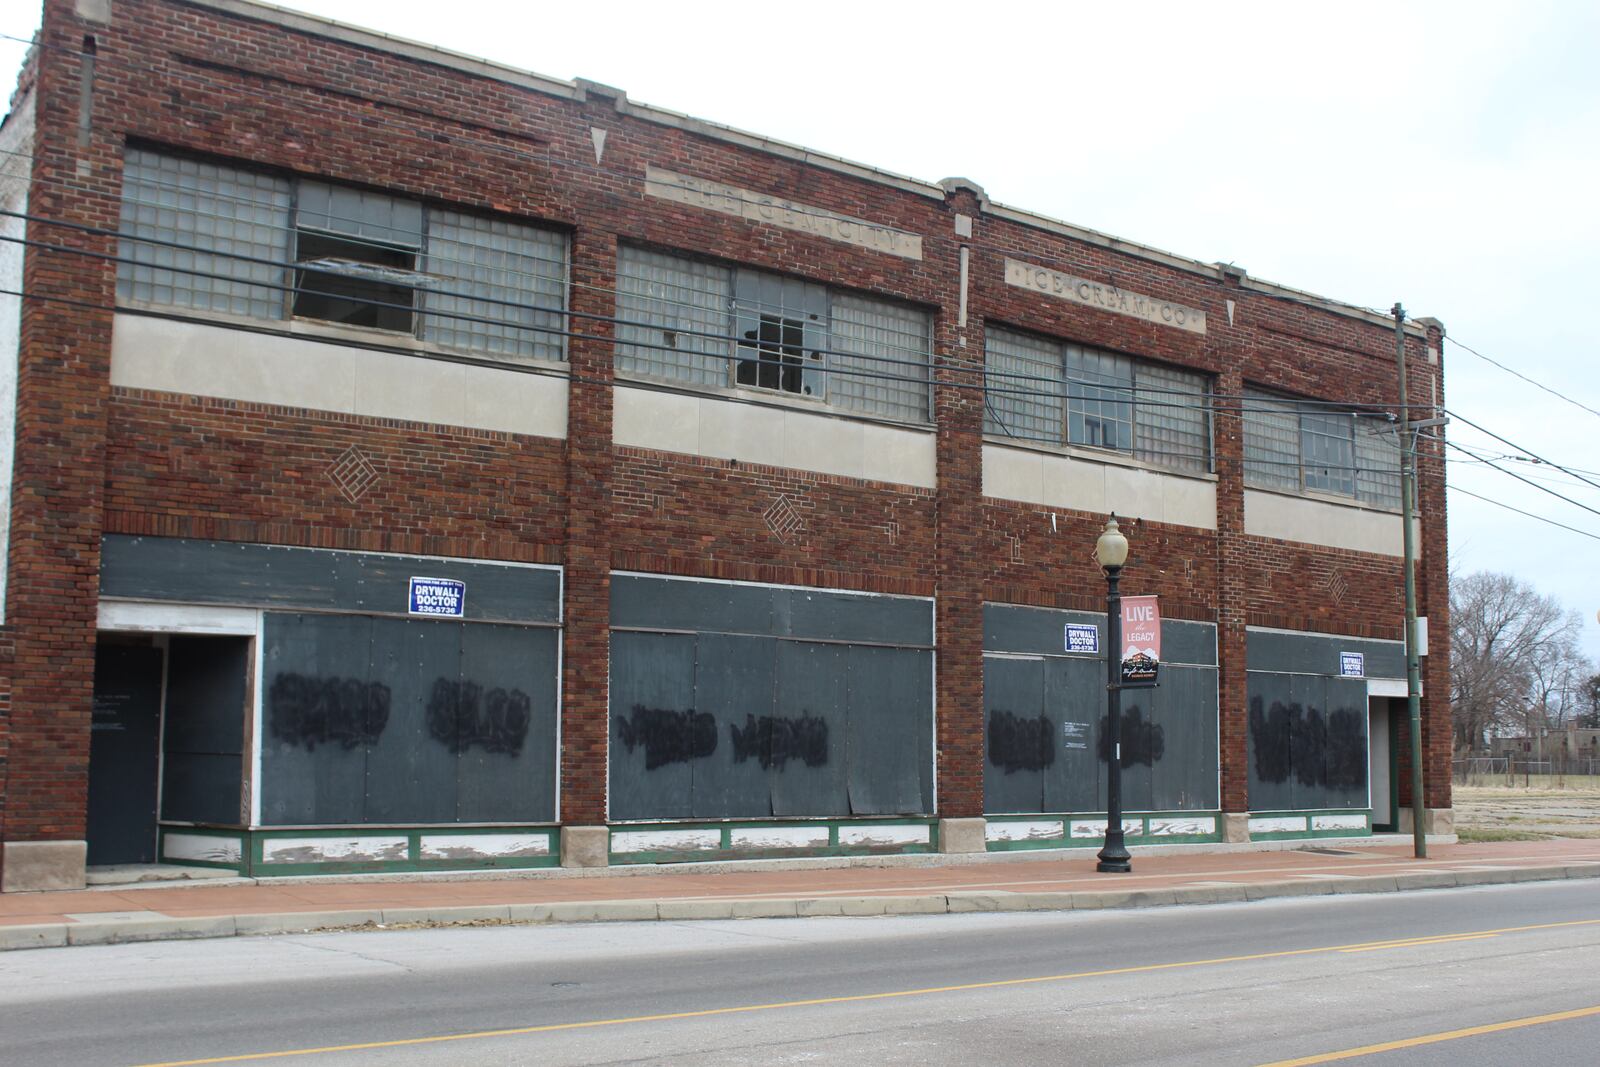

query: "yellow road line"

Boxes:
[133, 917, 1600, 1067]
[1255, 1003, 1600, 1065]
[1337, 932, 1499, 953]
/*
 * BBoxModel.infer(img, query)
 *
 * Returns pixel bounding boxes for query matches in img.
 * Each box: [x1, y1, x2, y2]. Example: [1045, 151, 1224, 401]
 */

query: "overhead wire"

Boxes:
[1447, 484, 1600, 544]
[0, 193, 1442, 420]
[1446, 335, 1600, 423]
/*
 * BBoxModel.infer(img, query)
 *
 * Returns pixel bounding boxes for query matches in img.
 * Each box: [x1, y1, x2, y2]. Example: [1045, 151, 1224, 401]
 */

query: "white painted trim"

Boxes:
[838, 824, 929, 847]
[728, 826, 831, 849]
[250, 611, 265, 828]
[610, 829, 721, 853]
[985, 819, 1065, 843]
[1367, 678, 1408, 698]
[161, 832, 243, 865]
[417, 833, 551, 859]
[98, 601, 260, 635]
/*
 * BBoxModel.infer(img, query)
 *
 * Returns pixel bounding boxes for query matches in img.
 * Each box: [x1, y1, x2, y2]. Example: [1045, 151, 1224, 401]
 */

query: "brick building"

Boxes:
[0, 0, 1452, 892]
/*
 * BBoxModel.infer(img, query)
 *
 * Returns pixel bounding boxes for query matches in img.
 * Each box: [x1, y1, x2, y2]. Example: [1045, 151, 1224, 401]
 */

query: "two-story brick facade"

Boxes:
[0, 0, 1452, 891]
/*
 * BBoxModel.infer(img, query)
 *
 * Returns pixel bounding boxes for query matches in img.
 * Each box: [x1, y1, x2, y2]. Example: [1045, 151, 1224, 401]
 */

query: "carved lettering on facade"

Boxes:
[644, 166, 924, 261]
[1003, 258, 1207, 335]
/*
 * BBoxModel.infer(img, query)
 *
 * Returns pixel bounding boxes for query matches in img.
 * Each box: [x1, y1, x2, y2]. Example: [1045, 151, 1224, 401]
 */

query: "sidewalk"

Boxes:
[3, 837, 1598, 951]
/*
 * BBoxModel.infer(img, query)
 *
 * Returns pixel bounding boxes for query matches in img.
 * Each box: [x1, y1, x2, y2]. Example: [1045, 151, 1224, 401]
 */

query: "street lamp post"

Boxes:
[1096, 515, 1132, 874]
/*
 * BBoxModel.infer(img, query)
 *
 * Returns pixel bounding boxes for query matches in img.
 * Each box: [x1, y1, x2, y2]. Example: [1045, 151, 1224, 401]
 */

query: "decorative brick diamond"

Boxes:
[763, 494, 804, 544]
[1010, 535, 1024, 563]
[328, 445, 379, 503]
[1322, 570, 1349, 605]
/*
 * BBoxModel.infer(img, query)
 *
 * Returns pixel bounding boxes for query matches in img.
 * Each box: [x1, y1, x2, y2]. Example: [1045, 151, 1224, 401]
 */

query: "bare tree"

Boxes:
[1449, 571, 1585, 751]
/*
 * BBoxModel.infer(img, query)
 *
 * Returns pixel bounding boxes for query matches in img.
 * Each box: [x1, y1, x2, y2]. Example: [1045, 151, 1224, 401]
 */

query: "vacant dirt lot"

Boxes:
[1453, 783, 1600, 841]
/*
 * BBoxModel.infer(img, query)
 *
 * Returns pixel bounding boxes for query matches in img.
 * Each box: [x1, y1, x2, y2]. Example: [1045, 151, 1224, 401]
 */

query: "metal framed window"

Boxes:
[615, 245, 932, 423]
[984, 327, 1211, 473]
[1243, 388, 1402, 508]
[115, 149, 568, 361]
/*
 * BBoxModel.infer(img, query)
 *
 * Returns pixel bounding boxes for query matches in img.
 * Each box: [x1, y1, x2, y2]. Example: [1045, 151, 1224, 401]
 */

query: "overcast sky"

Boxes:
[3, 0, 1597, 659]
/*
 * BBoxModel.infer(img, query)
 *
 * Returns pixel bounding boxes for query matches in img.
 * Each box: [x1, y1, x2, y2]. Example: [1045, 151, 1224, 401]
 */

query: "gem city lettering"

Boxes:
[645, 166, 924, 261]
[1003, 258, 1207, 334]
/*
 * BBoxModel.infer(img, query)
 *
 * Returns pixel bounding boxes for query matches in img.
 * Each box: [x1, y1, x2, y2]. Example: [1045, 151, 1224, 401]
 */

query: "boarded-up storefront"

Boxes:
[982, 604, 1220, 815]
[1245, 630, 1404, 813]
[609, 575, 935, 821]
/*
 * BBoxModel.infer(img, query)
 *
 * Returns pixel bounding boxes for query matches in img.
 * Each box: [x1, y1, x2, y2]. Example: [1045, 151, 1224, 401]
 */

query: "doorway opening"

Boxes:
[1368, 697, 1400, 832]
[87, 634, 251, 868]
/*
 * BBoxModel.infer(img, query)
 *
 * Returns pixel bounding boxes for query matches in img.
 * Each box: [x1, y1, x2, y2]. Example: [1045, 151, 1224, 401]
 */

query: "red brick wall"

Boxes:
[0, 0, 1451, 858]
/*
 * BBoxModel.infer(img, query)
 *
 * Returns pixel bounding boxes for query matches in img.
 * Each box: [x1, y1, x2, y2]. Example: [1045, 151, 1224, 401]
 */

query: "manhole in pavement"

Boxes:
[1297, 847, 1366, 856]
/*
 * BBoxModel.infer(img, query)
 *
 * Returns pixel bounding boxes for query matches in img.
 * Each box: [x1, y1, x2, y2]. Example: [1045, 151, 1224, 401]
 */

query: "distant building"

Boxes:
[0, 0, 1452, 891]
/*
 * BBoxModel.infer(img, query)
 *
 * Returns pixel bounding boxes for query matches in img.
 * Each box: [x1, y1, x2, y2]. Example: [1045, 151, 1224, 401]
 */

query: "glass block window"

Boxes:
[1135, 360, 1210, 474]
[1241, 390, 1302, 492]
[984, 328, 1065, 445]
[1244, 388, 1403, 509]
[116, 149, 568, 362]
[117, 148, 291, 320]
[1354, 417, 1403, 510]
[425, 211, 567, 362]
[985, 327, 1211, 473]
[616, 246, 932, 423]
[616, 247, 730, 388]
[827, 294, 929, 423]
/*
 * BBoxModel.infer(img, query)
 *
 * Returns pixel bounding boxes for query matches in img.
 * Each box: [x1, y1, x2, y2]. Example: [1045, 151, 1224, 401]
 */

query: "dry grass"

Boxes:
[1452, 783, 1600, 840]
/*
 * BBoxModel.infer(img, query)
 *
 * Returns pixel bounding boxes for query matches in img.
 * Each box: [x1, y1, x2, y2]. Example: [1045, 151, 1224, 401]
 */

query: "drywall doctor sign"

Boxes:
[1121, 595, 1161, 686]
[408, 576, 465, 618]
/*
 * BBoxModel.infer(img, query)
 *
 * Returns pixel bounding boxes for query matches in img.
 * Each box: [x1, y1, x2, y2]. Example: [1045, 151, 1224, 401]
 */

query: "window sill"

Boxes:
[1243, 482, 1403, 516]
[115, 301, 571, 377]
[614, 371, 937, 434]
[982, 434, 1217, 482]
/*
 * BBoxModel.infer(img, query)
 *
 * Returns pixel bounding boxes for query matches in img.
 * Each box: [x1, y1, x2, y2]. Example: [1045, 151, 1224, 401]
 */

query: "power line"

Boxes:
[1, 197, 1444, 420]
[1447, 335, 1600, 423]
[1444, 408, 1600, 496]
[1447, 484, 1600, 544]
[1440, 438, 1600, 522]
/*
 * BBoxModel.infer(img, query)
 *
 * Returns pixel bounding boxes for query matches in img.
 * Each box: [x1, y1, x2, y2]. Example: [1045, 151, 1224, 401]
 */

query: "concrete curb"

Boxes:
[4, 862, 1597, 952]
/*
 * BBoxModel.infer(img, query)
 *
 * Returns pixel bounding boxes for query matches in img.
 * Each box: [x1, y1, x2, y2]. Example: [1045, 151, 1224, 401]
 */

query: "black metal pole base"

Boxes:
[1096, 831, 1132, 873]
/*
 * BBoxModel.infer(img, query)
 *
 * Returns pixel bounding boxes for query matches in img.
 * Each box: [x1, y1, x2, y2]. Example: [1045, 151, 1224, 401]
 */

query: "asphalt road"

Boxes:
[1, 881, 1596, 1066]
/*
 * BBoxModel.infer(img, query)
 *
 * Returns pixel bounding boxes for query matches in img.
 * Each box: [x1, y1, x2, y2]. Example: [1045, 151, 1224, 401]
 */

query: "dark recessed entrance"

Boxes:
[87, 635, 250, 867]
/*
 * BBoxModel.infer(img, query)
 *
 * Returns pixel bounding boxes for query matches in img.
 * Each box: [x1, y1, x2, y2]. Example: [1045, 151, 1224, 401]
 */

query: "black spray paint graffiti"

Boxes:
[987, 710, 1055, 774]
[615, 705, 718, 770]
[268, 673, 390, 751]
[426, 679, 533, 757]
[1249, 698, 1366, 790]
[1097, 705, 1165, 767]
[729, 713, 830, 770]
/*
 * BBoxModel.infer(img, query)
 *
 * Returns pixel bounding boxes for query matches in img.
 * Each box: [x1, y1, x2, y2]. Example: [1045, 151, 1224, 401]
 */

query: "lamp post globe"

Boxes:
[1097, 513, 1133, 873]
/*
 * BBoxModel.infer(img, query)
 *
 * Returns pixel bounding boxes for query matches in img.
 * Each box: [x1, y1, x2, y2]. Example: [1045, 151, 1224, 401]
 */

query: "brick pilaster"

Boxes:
[558, 223, 616, 826]
[933, 189, 985, 818]
[1, 2, 120, 852]
[1213, 369, 1250, 813]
